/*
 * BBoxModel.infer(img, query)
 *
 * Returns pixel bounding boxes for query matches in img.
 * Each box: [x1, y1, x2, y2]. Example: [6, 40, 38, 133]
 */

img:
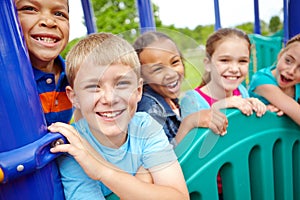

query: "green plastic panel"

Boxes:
[175, 109, 300, 200]
[245, 34, 283, 86]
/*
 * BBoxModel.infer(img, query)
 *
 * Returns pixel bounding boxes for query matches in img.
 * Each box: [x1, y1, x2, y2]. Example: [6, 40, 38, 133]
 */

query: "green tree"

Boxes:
[269, 16, 281, 33]
[91, 0, 161, 42]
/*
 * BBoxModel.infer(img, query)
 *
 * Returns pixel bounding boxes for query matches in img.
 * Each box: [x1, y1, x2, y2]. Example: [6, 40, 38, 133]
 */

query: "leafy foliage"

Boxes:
[269, 16, 282, 33]
[63, 0, 283, 89]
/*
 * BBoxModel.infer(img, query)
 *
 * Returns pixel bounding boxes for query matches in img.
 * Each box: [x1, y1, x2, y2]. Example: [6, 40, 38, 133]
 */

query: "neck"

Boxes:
[202, 83, 232, 100]
[165, 98, 178, 110]
[32, 59, 61, 84]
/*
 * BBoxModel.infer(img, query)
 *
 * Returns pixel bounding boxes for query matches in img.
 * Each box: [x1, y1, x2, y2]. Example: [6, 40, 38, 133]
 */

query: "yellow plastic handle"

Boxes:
[0, 167, 4, 183]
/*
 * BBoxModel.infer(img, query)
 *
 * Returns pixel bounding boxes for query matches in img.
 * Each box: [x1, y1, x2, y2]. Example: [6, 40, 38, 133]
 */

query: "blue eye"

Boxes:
[285, 57, 293, 64]
[85, 84, 100, 91]
[117, 81, 130, 87]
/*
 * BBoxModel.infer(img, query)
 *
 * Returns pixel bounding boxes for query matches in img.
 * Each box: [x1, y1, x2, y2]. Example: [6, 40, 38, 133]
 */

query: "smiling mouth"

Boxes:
[97, 110, 124, 118]
[281, 74, 293, 83]
[165, 80, 179, 88]
[33, 36, 57, 43]
[223, 76, 240, 80]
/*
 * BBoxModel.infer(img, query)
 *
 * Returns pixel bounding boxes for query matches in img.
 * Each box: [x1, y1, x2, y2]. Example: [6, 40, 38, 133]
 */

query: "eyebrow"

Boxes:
[81, 72, 135, 83]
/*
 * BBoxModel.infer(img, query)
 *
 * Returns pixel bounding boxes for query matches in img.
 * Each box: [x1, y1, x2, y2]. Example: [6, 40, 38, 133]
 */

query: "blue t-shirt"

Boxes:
[248, 66, 300, 104]
[57, 112, 177, 199]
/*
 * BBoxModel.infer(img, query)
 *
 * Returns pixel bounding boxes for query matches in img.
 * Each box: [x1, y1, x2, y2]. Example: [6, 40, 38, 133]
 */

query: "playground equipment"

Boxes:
[0, 0, 299, 199]
[176, 109, 300, 200]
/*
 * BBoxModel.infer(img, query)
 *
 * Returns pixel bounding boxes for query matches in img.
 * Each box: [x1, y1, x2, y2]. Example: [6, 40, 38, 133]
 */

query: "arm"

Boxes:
[175, 109, 228, 144]
[104, 161, 189, 200]
[49, 122, 189, 200]
[180, 90, 210, 118]
[211, 96, 267, 117]
[255, 84, 300, 125]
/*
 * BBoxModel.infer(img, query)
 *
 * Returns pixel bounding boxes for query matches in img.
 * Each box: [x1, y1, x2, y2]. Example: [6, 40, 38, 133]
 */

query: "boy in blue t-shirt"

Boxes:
[49, 33, 189, 200]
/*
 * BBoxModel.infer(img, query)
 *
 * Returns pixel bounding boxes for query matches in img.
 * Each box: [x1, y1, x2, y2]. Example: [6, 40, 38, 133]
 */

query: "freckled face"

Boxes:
[15, 0, 69, 66]
[139, 39, 184, 100]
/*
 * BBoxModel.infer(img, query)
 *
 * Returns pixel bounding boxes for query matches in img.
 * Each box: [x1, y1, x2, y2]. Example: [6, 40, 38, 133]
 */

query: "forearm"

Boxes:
[175, 115, 195, 144]
[101, 165, 188, 200]
[211, 99, 228, 110]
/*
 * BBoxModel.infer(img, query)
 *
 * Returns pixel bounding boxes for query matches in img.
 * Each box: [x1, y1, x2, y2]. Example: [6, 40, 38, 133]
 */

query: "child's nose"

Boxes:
[99, 89, 116, 105]
[229, 63, 240, 72]
[39, 14, 57, 28]
[164, 67, 178, 79]
[287, 65, 297, 75]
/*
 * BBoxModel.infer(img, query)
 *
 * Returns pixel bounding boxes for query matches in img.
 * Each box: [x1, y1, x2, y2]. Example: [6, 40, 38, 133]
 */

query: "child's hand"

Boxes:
[48, 122, 105, 181]
[193, 109, 228, 136]
[267, 104, 285, 116]
[246, 97, 267, 117]
[215, 96, 253, 116]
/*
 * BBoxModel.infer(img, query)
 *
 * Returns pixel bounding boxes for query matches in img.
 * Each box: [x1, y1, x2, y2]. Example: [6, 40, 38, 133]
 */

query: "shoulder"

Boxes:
[180, 89, 210, 118]
[71, 119, 96, 143]
[56, 55, 66, 71]
[237, 84, 249, 98]
[137, 94, 165, 114]
[130, 112, 161, 130]
[249, 66, 277, 88]
[181, 90, 202, 104]
[248, 66, 277, 99]
[138, 94, 159, 109]
[295, 84, 300, 101]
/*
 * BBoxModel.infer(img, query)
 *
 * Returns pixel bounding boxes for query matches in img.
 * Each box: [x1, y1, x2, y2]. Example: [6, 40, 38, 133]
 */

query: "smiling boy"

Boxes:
[49, 33, 189, 200]
[15, 0, 72, 125]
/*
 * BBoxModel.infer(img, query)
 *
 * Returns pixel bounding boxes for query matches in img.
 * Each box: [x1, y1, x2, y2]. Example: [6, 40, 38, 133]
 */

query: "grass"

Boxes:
[181, 48, 205, 93]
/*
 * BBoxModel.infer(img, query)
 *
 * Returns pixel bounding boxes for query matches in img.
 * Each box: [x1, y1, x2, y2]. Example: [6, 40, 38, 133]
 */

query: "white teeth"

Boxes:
[99, 111, 122, 118]
[166, 80, 178, 88]
[226, 76, 238, 80]
[35, 37, 56, 43]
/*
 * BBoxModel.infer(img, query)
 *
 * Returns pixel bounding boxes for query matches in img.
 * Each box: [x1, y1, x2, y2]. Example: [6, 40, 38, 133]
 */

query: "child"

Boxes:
[180, 27, 267, 198]
[248, 33, 300, 125]
[133, 31, 228, 145]
[49, 33, 189, 200]
[15, 0, 73, 126]
[181, 28, 266, 117]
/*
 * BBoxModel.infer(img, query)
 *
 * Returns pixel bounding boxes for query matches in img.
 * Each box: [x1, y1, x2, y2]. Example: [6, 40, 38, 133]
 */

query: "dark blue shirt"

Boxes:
[137, 85, 181, 141]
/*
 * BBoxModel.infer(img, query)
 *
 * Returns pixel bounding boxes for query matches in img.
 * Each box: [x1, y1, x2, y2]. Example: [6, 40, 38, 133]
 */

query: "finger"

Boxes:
[50, 143, 73, 153]
[210, 114, 228, 135]
[209, 123, 222, 135]
[48, 123, 81, 144]
[240, 103, 253, 116]
[277, 110, 285, 116]
[256, 104, 267, 117]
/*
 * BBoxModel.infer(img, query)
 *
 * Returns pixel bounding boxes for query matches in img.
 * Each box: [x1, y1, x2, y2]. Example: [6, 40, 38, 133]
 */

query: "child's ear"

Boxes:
[136, 78, 144, 102]
[66, 86, 80, 109]
[203, 57, 211, 72]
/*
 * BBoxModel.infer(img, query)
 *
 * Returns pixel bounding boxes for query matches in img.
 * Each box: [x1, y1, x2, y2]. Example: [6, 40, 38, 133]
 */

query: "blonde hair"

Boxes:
[277, 33, 300, 59]
[66, 33, 141, 87]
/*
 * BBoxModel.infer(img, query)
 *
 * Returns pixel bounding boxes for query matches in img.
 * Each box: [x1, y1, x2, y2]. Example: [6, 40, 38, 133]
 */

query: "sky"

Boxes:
[69, 0, 283, 40]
